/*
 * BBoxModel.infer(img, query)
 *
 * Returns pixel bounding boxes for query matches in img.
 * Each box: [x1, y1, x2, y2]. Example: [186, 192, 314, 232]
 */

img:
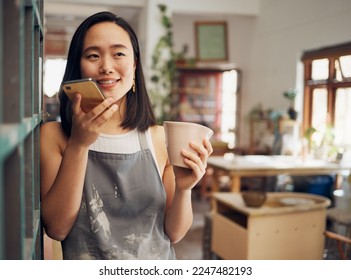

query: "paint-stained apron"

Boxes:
[61, 131, 176, 259]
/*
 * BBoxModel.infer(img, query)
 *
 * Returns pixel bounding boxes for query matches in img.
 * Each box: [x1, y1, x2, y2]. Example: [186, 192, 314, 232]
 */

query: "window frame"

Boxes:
[301, 42, 351, 136]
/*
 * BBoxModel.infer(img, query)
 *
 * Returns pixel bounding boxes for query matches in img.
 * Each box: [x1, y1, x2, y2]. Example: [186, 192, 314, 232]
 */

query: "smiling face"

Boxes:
[80, 22, 136, 101]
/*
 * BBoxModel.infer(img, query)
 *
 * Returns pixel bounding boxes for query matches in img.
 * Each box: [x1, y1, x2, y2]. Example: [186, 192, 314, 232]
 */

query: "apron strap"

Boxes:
[137, 130, 148, 150]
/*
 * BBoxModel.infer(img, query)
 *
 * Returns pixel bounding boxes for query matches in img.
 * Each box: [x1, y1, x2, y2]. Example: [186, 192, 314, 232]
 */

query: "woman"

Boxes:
[40, 11, 213, 260]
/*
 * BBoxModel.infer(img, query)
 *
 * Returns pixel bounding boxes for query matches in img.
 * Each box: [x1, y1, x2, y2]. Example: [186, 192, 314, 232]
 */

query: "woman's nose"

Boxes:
[99, 58, 115, 74]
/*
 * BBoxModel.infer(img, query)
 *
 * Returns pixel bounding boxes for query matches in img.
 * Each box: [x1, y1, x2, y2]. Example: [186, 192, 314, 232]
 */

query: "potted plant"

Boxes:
[304, 125, 338, 159]
[283, 88, 298, 120]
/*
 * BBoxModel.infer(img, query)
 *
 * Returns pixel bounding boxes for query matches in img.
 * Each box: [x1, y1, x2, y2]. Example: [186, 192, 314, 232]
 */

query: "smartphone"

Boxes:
[62, 78, 106, 112]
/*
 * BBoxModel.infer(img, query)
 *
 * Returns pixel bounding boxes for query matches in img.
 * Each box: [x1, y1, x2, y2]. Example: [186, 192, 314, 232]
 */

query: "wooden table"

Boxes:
[207, 155, 351, 193]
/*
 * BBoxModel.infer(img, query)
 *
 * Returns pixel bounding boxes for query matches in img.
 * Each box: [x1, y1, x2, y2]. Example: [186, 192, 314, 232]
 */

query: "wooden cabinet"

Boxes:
[171, 66, 239, 141]
[211, 192, 330, 260]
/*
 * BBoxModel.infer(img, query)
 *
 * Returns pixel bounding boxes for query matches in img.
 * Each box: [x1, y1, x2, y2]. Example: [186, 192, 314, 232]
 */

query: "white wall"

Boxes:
[172, 14, 256, 67]
[171, 0, 351, 146]
[241, 0, 351, 145]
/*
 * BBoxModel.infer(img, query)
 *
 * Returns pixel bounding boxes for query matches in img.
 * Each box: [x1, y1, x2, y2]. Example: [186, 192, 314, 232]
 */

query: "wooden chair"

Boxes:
[199, 141, 245, 198]
[199, 141, 230, 198]
[324, 230, 351, 259]
[324, 207, 351, 259]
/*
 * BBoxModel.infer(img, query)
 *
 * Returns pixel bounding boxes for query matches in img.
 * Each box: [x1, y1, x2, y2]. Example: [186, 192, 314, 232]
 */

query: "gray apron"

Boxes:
[61, 131, 176, 259]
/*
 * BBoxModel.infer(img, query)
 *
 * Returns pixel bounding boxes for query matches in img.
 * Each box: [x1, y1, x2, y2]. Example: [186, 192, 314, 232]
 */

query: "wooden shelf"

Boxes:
[0, 0, 44, 260]
[172, 68, 224, 132]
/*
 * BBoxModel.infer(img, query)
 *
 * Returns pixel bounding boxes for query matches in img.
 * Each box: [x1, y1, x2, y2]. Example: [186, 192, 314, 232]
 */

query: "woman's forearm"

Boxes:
[164, 188, 193, 244]
[41, 142, 89, 241]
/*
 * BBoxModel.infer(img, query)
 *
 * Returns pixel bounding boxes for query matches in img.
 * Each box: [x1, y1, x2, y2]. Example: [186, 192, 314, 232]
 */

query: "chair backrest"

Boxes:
[324, 230, 351, 260]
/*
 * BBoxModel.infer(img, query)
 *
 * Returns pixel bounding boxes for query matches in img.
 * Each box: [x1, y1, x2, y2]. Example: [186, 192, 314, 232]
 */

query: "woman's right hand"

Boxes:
[69, 94, 118, 148]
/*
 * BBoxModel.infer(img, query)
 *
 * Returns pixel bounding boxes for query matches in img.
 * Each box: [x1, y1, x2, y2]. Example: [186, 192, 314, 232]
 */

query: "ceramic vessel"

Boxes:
[242, 191, 267, 208]
[163, 121, 213, 168]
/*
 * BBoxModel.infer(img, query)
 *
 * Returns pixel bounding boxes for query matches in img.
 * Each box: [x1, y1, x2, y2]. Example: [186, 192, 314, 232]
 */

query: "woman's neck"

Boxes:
[101, 96, 129, 135]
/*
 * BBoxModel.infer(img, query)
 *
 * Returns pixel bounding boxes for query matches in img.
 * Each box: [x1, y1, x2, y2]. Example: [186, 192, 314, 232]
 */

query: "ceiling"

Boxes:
[44, 1, 141, 56]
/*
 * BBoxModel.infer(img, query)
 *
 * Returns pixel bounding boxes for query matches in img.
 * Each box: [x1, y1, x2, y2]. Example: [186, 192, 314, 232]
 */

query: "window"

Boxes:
[301, 42, 351, 148]
[221, 69, 239, 148]
[43, 58, 67, 97]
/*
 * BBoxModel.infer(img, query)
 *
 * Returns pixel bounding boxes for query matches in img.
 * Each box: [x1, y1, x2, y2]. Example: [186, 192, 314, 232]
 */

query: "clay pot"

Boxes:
[242, 191, 267, 208]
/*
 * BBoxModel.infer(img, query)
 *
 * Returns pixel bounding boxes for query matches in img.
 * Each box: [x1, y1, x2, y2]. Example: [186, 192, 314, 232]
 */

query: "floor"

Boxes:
[172, 188, 349, 260]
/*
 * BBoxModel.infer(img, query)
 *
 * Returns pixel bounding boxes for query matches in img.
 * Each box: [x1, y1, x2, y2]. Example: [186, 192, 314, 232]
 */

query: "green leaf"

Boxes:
[162, 16, 171, 29]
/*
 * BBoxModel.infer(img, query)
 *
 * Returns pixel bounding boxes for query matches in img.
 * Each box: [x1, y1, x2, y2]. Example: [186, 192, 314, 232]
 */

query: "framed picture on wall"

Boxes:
[195, 21, 228, 62]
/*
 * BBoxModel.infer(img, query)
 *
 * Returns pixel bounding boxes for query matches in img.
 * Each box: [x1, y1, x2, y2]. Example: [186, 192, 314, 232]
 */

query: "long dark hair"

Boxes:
[59, 11, 156, 136]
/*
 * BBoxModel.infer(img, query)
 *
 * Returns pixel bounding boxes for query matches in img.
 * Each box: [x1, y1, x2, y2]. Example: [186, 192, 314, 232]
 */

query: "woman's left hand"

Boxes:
[173, 138, 213, 191]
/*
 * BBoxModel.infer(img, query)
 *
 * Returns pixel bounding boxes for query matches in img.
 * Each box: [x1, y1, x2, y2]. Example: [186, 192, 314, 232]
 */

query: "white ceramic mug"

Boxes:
[163, 121, 214, 168]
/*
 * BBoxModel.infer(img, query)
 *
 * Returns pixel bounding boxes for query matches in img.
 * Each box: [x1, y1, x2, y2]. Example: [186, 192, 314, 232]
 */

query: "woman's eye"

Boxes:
[114, 52, 125, 57]
[86, 54, 99, 59]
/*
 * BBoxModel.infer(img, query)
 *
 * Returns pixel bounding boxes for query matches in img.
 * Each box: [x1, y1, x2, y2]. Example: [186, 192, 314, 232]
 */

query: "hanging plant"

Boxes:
[149, 4, 178, 124]
[283, 88, 297, 105]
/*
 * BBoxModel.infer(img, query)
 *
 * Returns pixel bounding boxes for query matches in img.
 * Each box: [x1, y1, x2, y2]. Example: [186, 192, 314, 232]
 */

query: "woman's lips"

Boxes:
[97, 79, 117, 89]
[97, 79, 115, 84]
